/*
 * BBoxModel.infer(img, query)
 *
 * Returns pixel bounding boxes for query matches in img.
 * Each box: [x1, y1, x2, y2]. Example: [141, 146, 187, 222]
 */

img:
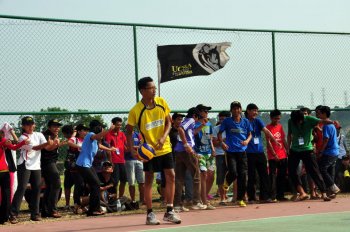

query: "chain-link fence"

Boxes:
[1, 15, 350, 157]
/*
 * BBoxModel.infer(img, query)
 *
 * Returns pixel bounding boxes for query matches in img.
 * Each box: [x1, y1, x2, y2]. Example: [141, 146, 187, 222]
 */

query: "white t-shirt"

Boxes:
[0, 122, 14, 140]
[213, 125, 226, 155]
[18, 132, 47, 170]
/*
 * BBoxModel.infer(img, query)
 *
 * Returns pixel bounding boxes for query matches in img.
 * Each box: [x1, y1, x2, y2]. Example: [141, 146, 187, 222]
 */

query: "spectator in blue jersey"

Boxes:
[317, 106, 340, 196]
[174, 107, 207, 211]
[244, 103, 280, 203]
[75, 120, 116, 216]
[217, 101, 253, 207]
[194, 104, 216, 210]
[125, 130, 145, 209]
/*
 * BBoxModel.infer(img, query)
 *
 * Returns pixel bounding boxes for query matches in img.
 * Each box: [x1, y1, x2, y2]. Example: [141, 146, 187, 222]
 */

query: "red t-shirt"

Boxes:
[313, 122, 323, 153]
[266, 124, 287, 160]
[0, 138, 25, 171]
[105, 130, 127, 164]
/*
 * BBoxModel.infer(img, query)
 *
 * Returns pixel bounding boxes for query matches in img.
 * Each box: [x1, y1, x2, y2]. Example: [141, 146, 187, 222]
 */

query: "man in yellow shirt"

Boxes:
[126, 77, 181, 225]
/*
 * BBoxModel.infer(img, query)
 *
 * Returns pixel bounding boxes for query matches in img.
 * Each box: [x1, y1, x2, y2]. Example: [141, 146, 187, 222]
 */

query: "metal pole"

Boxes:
[133, 26, 139, 103]
[272, 32, 278, 109]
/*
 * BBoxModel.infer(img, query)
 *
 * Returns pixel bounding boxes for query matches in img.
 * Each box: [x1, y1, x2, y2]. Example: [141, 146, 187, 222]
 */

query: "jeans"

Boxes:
[42, 162, 61, 214]
[247, 152, 270, 201]
[11, 163, 41, 217]
[319, 155, 337, 188]
[288, 150, 326, 193]
[225, 152, 247, 201]
[268, 158, 288, 199]
[77, 166, 101, 213]
[174, 151, 200, 206]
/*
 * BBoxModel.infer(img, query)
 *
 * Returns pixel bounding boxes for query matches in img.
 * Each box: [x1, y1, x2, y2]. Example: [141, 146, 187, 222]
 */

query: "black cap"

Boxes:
[246, 103, 258, 111]
[230, 101, 242, 109]
[76, 124, 89, 131]
[21, 116, 35, 125]
[196, 104, 212, 111]
[186, 107, 200, 117]
[89, 120, 106, 129]
[172, 112, 185, 121]
[48, 119, 62, 127]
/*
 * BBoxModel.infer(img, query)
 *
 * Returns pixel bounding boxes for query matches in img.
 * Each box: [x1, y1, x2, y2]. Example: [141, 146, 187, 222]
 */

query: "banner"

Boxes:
[157, 42, 231, 83]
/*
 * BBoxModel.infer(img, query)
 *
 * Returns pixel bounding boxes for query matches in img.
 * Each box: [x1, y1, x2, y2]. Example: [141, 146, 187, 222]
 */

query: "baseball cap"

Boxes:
[334, 120, 341, 129]
[89, 120, 106, 129]
[48, 119, 62, 127]
[196, 104, 212, 111]
[172, 112, 185, 121]
[102, 161, 113, 167]
[218, 111, 231, 117]
[230, 101, 242, 109]
[76, 124, 89, 131]
[21, 116, 35, 125]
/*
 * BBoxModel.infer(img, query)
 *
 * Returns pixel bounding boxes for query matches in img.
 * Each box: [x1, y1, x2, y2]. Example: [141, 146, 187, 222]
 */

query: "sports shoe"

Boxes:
[174, 206, 189, 212]
[206, 204, 216, 210]
[330, 184, 340, 194]
[163, 210, 181, 224]
[191, 202, 207, 210]
[146, 212, 160, 225]
[237, 200, 247, 207]
[9, 215, 18, 224]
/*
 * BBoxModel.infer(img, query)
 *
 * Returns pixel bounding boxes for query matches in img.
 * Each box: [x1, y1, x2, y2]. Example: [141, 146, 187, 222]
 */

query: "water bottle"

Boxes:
[116, 199, 122, 212]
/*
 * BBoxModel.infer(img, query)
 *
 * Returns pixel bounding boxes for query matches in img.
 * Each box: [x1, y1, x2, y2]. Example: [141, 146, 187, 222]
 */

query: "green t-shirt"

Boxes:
[288, 116, 320, 152]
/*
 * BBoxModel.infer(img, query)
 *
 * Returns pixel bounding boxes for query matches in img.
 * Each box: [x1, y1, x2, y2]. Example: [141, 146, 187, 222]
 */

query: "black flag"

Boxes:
[157, 42, 231, 83]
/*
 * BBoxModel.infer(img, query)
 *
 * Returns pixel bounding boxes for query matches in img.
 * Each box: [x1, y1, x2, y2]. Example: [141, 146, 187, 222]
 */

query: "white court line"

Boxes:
[135, 210, 350, 232]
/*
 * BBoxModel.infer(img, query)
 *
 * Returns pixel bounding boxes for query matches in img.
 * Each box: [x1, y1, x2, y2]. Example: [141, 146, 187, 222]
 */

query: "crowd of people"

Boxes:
[0, 76, 349, 226]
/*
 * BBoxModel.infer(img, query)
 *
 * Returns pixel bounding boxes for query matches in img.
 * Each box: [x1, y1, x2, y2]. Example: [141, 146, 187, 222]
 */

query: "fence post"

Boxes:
[272, 32, 278, 109]
[133, 26, 139, 103]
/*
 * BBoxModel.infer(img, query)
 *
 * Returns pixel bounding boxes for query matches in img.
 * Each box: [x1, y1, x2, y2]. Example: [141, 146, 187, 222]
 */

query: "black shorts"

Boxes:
[112, 163, 127, 184]
[143, 152, 174, 172]
[64, 169, 74, 189]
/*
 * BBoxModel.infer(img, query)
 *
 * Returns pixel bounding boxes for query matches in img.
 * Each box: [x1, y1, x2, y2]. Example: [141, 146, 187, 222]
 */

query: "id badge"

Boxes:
[254, 137, 259, 145]
[116, 148, 120, 155]
[298, 137, 304, 145]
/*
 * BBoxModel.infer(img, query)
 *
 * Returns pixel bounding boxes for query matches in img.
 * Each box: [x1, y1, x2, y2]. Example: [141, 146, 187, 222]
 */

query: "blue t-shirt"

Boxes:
[194, 121, 213, 155]
[322, 124, 339, 156]
[76, 132, 98, 168]
[220, 117, 252, 152]
[125, 132, 141, 161]
[174, 117, 196, 152]
[246, 118, 265, 153]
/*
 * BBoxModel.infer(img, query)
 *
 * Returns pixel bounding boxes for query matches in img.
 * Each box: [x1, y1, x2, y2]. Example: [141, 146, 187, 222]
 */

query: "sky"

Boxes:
[1, 0, 350, 124]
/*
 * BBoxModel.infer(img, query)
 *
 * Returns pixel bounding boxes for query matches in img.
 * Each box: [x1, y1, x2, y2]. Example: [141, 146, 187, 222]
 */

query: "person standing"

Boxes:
[41, 119, 65, 218]
[126, 77, 181, 225]
[10, 116, 53, 223]
[317, 106, 340, 195]
[334, 121, 349, 187]
[266, 109, 289, 201]
[287, 110, 333, 201]
[75, 120, 115, 216]
[218, 101, 252, 207]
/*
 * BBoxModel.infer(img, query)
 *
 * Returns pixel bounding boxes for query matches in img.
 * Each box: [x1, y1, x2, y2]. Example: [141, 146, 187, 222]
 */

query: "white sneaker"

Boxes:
[191, 202, 207, 210]
[174, 206, 189, 212]
[146, 212, 160, 225]
[163, 210, 181, 224]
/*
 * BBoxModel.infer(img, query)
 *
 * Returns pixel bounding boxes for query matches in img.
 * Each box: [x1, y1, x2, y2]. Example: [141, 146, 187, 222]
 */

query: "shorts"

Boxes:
[64, 169, 74, 189]
[125, 160, 145, 185]
[198, 153, 215, 172]
[143, 153, 174, 172]
[112, 163, 127, 184]
[215, 155, 227, 185]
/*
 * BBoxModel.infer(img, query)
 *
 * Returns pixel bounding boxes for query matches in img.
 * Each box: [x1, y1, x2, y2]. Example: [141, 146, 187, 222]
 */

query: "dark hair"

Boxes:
[300, 107, 311, 115]
[111, 117, 122, 124]
[291, 110, 305, 125]
[62, 125, 74, 136]
[244, 103, 258, 117]
[137, 77, 153, 91]
[315, 105, 323, 111]
[270, 109, 282, 118]
[318, 105, 331, 118]
[218, 111, 231, 118]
